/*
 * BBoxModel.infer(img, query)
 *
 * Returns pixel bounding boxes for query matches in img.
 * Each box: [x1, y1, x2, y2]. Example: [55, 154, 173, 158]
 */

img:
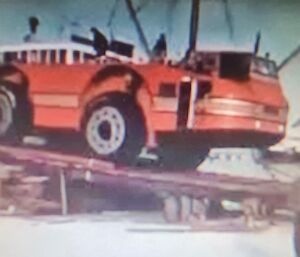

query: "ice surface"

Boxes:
[0, 214, 295, 257]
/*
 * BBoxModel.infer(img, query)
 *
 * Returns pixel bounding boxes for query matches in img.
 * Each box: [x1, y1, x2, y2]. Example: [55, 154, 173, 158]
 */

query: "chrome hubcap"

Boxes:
[86, 106, 126, 155]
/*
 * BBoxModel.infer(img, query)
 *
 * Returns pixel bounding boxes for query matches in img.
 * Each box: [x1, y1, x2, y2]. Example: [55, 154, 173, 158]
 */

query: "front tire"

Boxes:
[85, 95, 146, 165]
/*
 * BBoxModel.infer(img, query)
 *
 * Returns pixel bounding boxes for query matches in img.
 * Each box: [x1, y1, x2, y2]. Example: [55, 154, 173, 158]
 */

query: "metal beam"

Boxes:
[60, 169, 68, 215]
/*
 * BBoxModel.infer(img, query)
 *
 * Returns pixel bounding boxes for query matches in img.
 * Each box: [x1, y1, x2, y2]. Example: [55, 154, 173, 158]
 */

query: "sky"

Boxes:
[0, 0, 300, 63]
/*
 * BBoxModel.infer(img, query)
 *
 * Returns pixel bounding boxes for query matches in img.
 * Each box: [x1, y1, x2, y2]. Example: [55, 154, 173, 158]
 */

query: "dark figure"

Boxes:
[152, 33, 167, 62]
[24, 16, 40, 42]
[90, 27, 108, 57]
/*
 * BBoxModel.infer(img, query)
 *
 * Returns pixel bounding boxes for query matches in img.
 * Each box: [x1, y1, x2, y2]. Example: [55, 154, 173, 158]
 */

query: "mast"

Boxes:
[188, 0, 200, 53]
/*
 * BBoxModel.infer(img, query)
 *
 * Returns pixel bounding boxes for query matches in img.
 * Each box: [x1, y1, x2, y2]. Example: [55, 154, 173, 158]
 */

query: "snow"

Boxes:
[0, 213, 295, 257]
[198, 147, 300, 183]
[199, 148, 274, 180]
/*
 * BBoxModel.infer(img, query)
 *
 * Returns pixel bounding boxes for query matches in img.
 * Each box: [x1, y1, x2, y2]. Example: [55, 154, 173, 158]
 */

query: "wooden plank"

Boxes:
[0, 145, 114, 170]
[0, 144, 291, 198]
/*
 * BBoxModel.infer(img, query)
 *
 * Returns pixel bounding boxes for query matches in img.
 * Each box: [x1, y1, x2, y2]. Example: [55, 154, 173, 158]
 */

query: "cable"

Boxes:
[136, 0, 151, 14]
[107, 0, 121, 40]
[222, 0, 234, 40]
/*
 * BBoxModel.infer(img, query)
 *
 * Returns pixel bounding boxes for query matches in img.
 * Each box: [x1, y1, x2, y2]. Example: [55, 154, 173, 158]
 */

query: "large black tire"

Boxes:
[0, 91, 14, 139]
[84, 94, 146, 165]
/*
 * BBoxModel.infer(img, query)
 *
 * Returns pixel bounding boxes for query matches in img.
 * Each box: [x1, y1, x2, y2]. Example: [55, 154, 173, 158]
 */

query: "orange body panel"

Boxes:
[17, 64, 97, 130]
[16, 63, 191, 137]
[210, 73, 286, 107]
[34, 107, 80, 129]
[151, 112, 178, 131]
[20, 64, 99, 94]
[8, 60, 287, 147]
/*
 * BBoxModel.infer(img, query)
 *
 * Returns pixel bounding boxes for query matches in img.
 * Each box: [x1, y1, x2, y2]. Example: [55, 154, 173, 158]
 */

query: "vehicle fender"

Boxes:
[80, 68, 155, 145]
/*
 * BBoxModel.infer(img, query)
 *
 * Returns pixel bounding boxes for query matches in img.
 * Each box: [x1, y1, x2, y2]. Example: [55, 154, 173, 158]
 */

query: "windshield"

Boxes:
[251, 57, 278, 77]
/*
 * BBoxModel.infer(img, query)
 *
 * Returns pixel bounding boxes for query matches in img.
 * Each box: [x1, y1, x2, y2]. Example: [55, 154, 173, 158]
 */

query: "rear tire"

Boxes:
[0, 91, 14, 139]
[85, 95, 146, 165]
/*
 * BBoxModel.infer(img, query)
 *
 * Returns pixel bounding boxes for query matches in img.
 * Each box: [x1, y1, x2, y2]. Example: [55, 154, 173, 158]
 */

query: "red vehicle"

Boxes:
[0, 42, 288, 168]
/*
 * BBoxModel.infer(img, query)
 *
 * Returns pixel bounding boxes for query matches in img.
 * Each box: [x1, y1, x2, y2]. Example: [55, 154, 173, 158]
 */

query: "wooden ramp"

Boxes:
[0, 144, 293, 226]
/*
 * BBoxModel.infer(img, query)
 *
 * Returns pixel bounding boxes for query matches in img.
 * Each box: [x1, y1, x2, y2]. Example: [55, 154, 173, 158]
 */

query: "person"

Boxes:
[23, 16, 40, 43]
[90, 27, 108, 57]
[151, 33, 167, 63]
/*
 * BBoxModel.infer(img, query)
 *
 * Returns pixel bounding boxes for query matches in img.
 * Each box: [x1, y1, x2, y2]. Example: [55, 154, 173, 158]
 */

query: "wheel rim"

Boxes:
[0, 95, 12, 136]
[86, 106, 126, 155]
